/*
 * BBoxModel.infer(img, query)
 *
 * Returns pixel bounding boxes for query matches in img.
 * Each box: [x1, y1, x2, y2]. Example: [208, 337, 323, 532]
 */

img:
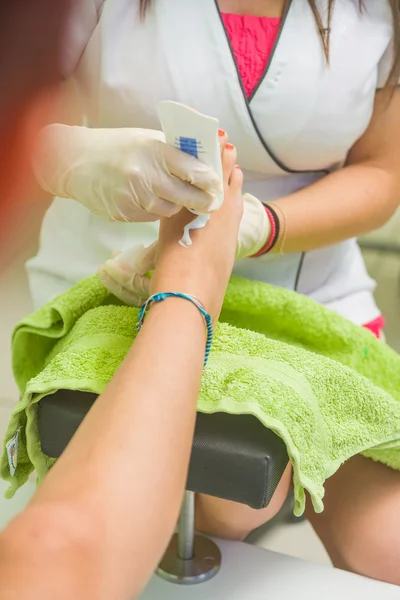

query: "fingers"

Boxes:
[153, 174, 220, 213]
[116, 243, 157, 275]
[222, 143, 238, 188]
[162, 142, 222, 203]
[156, 132, 235, 216]
[98, 268, 147, 307]
[102, 258, 151, 298]
[98, 243, 156, 306]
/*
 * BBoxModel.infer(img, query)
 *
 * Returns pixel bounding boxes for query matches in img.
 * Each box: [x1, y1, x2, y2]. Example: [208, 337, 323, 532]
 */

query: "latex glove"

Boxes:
[99, 193, 271, 307]
[235, 193, 271, 259]
[98, 243, 156, 306]
[33, 124, 222, 222]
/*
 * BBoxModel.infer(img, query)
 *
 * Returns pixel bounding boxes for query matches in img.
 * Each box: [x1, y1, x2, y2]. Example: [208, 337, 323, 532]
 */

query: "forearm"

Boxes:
[274, 162, 399, 253]
[9, 298, 205, 600]
[33, 123, 90, 198]
[31, 79, 84, 195]
[0, 144, 240, 600]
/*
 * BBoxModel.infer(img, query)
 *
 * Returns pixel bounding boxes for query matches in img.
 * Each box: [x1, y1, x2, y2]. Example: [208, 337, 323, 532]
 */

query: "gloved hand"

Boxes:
[33, 124, 222, 222]
[98, 193, 271, 306]
[235, 193, 271, 259]
[98, 243, 156, 307]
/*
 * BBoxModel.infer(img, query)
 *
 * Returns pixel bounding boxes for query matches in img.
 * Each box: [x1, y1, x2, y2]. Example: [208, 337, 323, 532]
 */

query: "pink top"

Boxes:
[221, 13, 281, 98]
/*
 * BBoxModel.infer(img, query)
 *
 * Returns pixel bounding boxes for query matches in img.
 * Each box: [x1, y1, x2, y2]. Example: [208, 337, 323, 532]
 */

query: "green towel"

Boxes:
[2, 275, 400, 516]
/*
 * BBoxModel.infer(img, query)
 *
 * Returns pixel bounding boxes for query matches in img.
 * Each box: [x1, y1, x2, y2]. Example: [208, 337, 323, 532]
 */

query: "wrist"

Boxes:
[250, 204, 280, 257]
[236, 194, 273, 260]
[33, 124, 92, 198]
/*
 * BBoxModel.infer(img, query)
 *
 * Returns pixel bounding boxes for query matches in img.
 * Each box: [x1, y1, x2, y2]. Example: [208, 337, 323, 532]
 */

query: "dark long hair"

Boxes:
[139, 0, 400, 87]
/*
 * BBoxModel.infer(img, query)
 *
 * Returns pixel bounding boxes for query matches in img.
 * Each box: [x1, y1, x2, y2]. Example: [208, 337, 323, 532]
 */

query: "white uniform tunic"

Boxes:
[27, 0, 396, 323]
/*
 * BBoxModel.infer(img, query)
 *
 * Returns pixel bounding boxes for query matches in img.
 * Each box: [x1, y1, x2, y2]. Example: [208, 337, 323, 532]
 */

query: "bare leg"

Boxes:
[196, 463, 292, 540]
[306, 455, 400, 585]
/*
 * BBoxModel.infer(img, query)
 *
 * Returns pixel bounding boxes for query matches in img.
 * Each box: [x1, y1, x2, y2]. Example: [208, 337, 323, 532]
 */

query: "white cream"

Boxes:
[157, 101, 223, 247]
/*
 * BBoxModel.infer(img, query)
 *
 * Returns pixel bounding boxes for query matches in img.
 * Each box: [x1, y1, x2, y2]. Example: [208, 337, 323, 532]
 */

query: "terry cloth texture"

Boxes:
[2, 275, 400, 516]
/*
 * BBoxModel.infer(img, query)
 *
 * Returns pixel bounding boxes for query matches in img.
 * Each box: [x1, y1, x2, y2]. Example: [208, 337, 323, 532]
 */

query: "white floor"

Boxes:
[0, 212, 399, 569]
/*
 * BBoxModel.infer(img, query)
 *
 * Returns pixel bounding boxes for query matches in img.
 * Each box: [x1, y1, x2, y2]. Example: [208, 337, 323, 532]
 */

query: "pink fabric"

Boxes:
[363, 316, 386, 339]
[221, 13, 281, 99]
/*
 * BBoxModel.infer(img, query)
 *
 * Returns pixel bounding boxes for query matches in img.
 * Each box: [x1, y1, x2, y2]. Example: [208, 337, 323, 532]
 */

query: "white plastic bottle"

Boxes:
[157, 101, 223, 247]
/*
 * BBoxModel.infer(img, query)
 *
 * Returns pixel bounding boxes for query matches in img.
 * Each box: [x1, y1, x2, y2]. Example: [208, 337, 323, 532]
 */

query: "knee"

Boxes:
[196, 502, 253, 541]
[331, 523, 400, 585]
[196, 466, 292, 541]
[339, 540, 400, 584]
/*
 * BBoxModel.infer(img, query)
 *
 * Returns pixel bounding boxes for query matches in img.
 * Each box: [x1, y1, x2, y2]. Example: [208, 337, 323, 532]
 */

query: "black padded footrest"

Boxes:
[39, 390, 288, 510]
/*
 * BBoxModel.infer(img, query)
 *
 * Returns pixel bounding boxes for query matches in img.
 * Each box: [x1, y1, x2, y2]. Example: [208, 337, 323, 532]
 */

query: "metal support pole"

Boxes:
[177, 491, 195, 560]
[157, 489, 221, 585]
